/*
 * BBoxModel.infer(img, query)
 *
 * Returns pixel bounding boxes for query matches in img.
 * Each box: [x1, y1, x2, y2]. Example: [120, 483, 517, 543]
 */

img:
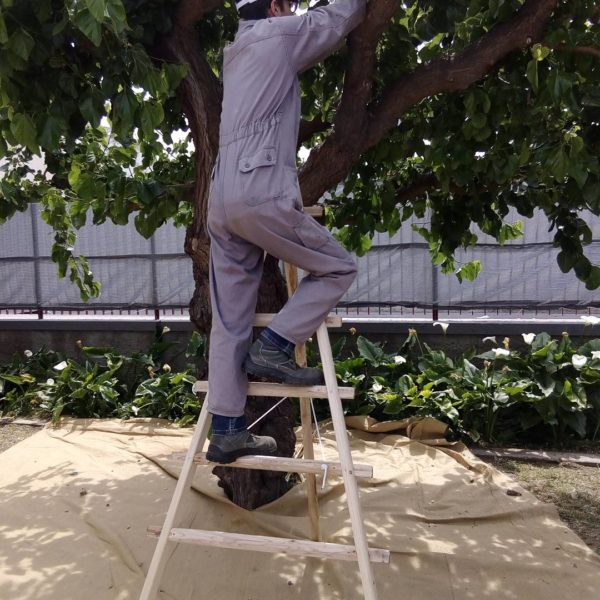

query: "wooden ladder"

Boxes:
[139, 266, 390, 600]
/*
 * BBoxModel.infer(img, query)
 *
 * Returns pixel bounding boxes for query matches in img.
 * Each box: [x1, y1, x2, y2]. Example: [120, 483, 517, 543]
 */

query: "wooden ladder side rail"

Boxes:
[138, 400, 212, 600]
[317, 322, 379, 600]
[284, 261, 320, 542]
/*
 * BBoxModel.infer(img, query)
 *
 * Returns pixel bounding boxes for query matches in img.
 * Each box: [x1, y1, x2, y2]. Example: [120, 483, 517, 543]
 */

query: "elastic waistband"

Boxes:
[219, 114, 280, 147]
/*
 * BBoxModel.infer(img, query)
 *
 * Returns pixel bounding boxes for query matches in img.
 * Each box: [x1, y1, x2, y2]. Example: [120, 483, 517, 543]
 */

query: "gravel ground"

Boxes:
[0, 423, 44, 453]
[485, 457, 600, 555]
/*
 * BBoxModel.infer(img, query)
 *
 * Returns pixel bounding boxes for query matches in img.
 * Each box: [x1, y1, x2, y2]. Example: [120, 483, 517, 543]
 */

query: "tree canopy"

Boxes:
[0, 0, 599, 299]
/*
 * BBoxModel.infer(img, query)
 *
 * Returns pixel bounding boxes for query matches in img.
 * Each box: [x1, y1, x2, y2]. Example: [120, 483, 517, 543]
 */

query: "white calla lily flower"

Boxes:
[492, 348, 510, 358]
[24, 349, 33, 358]
[433, 321, 449, 334]
[591, 351, 600, 360]
[580, 315, 600, 326]
[46, 378, 54, 386]
[394, 355, 407, 364]
[572, 354, 587, 369]
[54, 361, 68, 371]
[482, 336, 497, 345]
[522, 333, 535, 345]
[371, 382, 383, 393]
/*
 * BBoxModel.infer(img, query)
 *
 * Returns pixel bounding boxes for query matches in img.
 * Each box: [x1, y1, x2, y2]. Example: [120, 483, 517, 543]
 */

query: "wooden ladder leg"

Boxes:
[316, 324, 379, 600]
[139, 398, 212, 600]
[285, 263, 321, 542]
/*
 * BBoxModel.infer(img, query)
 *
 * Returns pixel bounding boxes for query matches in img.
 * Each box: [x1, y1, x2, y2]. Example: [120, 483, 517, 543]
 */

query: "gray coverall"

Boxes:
[207, 0, 366, 418]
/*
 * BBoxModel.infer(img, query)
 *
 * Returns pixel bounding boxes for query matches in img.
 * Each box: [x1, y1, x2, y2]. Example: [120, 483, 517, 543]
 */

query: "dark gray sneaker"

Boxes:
[243, 338, 325, 385]
[206, 430, 277, 464]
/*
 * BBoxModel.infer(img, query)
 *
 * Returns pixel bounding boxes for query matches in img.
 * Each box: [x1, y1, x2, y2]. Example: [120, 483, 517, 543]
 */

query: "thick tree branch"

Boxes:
[297, 116, 330, 148]
[394, 175, 438, 205]
[367, 0, 558, 146]
[299, 0, 558, 205]
[335, 0, 400, 142]
[555, 44, 600, 59]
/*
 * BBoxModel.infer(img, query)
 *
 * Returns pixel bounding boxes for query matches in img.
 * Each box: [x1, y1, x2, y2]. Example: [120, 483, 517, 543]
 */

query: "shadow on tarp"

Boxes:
[0, 417, 599, 600]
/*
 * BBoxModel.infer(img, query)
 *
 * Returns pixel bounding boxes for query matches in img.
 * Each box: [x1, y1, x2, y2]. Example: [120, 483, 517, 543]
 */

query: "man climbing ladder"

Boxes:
[206, 0, 367, 463]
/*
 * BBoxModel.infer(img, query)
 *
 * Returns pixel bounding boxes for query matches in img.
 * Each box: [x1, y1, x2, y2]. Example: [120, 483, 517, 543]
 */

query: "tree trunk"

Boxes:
[212, 255, 298, 509]
[161, 26, 299, 510]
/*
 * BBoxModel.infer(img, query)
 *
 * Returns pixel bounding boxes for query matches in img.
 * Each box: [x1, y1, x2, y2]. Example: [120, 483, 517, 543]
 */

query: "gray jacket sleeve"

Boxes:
[274, 0, 367, 73]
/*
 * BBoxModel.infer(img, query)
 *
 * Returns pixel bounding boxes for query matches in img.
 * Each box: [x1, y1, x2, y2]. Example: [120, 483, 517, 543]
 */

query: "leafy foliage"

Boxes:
[0, 0, 190, 296]
[0, 0, 599, 297]
[326, 329, 600, 445]
[0, 329, 207, 425]
[2, 328, 600, 444]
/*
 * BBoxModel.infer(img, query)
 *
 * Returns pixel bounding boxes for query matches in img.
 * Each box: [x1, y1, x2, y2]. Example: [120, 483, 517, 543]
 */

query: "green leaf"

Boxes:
[0, 373, 27, 385]
[39, 114, 65, 151]
[73, 172, 97, 201]
[106, 0, 126, 24]
[557, 250, 577, 273]
[549, 149, 568, 181]
[562, 411, 586, 438]
[531, 332, 552, 351]
[79, 94, 103, 128]
[68, 163, 81, 188]
[140, 101, 164, 138]
[456, 260, 482, 283]
[112, 91, 136, 137]
[85, 0, 106, 22]
[0, 12, 8, 44]
[74, 9, 102, 47]
[10, 113, 38, 153]
[9, 28, 35, 61]
[526, 59, 538, 93]
[568, 161, 588, 189]
[356, 336, 385, 365]
[584, 266, 600, 291]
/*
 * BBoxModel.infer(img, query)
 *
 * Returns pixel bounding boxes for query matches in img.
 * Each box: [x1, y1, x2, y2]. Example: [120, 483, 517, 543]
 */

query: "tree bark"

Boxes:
[213, 256, 298, 509]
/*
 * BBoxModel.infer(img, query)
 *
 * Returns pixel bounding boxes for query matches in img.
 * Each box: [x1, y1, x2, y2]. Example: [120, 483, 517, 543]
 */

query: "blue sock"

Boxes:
[259, 327, 295, 357]
[211, 414, 246, 435]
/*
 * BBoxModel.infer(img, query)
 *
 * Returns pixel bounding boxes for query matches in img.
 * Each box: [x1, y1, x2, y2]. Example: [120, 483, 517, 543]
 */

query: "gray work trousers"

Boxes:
[207, 181, 357, 417]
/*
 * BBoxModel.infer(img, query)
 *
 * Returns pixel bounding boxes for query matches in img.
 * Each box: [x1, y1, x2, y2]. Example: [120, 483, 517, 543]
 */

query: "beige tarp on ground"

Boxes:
[1, 417, 599, 600]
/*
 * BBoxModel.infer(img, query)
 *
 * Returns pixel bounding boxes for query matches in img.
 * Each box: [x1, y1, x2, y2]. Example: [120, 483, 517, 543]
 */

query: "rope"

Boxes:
[246, 397, 288, 430]
[245, 394, 330, 490]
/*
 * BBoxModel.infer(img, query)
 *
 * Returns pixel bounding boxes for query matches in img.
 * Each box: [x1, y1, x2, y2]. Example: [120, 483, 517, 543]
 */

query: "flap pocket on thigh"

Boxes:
[294, 217, 331, 250]
[238, 147, 281, 206]
[239, 148, 276, 172]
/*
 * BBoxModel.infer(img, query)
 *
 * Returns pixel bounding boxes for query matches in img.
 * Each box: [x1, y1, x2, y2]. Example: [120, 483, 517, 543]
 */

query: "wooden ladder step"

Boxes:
[192, 380, 354, 399]
[147, 527, 390, 564]
[253, 313, 341, 328]
[194, 453, 373, 478]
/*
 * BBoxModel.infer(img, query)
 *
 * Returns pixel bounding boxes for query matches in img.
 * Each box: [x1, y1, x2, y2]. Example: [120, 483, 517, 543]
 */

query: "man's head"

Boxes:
[236, 0, 298, 20]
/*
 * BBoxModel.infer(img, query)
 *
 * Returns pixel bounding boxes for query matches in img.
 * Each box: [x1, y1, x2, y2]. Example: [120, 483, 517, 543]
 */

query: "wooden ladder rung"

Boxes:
[305, 205, 323, 218]
[253, 313, 341, 328]
[192, 380, 355, 399]
[194, 453, 373, 478]
[147, 527, 390, 564]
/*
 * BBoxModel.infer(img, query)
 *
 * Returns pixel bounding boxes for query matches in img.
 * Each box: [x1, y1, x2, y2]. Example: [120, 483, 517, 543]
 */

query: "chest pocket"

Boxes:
[238, 147, 282, 206]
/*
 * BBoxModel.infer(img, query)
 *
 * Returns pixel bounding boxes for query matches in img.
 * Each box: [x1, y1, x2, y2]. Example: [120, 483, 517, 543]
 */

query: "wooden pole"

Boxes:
[284, 262, 321, 542]
[316, 323, 380, 600]
[139, 399, 212, 600]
